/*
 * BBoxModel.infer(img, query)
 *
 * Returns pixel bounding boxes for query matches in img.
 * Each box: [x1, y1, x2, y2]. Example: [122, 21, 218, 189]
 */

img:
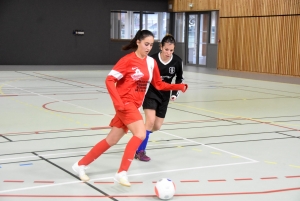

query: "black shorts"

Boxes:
[142, 97, 169, 118]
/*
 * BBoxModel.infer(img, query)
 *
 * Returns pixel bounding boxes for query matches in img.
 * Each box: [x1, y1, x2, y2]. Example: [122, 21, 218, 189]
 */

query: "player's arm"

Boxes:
[105, 58, 127, 111]
[151, 60, 187, 92]
[171, 60, 184, 100]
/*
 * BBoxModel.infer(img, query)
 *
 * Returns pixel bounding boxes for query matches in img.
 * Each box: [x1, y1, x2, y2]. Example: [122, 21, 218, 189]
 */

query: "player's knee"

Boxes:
[153, 124, 161, 131]
[106, 138, 119, 146]
[135, 133, 146, 141]
[145, 122, 155, 131]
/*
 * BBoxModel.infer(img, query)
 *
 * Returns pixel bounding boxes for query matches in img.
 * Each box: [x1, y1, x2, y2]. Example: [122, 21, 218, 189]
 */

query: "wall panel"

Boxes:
[172, 0, 300, 16]
[172, 0, 300, 76]
[219, 0, 300, 17]
[218, 16, 300, 76]
[172, 0, 219, 12]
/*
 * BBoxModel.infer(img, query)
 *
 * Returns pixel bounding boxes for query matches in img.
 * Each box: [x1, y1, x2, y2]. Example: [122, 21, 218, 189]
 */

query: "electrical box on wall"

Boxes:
[73, 30, 84, 36]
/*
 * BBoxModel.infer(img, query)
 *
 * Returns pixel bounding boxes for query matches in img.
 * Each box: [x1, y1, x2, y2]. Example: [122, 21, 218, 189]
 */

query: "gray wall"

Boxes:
[0, 0, 167, 67]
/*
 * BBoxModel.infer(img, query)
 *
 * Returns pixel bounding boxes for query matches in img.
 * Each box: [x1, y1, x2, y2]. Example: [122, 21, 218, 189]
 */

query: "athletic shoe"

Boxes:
[72, 162, 90, 182]
[114, 171, 131, 187]
[135, 150, 151, 162]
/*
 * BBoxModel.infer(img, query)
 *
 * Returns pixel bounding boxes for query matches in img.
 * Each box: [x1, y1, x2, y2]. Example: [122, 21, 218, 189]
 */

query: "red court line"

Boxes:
[42, 99, 103, 116]
[163, 117, 243, 125]
[0, 92, 104, 97]
[286, 175, 300, 178]
[33, 72, 106, 89]
[234, 178, 253, 181]
[242, 117, 300, 132]
[208, 179, 226, 182]
[0, 95, 18, 97]
[91, 127, 111, 130]
[3, 180, 24, 183]
[180, 180, 200, 182]
[94, 182, 114, 184]
[34, 181, 55, 184]
[3, 174, 300, 184]
[0, 126, 111, 136]
[261, 177, 278, 180]
[0, 118, 235, 136]
[1, 187, 300, 198]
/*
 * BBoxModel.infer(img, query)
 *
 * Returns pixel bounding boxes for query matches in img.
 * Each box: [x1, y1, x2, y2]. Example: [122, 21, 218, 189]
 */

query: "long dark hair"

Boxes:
[161, 34, 176, 47]
[122, 30, 154, 51]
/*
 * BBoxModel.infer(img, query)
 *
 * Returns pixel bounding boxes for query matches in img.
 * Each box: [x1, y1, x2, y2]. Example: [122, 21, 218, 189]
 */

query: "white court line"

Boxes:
[1, 83, 259, 194]
[0, 161, 256, 194]
[159, 130, 258, 162]
[4, 84, 111, 117]
[0, 141, 193, 162]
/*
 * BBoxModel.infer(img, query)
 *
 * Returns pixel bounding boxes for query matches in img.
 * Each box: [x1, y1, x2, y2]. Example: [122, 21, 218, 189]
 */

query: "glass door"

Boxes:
[186, 13, 210, 66]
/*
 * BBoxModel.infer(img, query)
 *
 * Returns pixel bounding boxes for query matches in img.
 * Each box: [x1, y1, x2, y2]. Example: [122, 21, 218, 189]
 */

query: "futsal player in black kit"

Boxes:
[135, 34, 185, 161]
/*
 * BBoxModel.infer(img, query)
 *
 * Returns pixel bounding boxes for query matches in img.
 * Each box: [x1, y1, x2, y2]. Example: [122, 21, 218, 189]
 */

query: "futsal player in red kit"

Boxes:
[72, 30, 188, 187]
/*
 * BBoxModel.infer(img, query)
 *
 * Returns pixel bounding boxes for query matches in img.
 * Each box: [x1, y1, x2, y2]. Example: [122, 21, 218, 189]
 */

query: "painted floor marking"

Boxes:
[2, 175, 299, 184]
[159, 130, 258, 162]
[1, 187, 300, 198]
[0, 161, 255, 194]
[4, 84, 112, 117]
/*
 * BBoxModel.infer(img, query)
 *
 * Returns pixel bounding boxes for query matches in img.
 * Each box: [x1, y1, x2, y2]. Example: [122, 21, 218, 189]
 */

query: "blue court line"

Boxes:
[19, 163, 33, 166]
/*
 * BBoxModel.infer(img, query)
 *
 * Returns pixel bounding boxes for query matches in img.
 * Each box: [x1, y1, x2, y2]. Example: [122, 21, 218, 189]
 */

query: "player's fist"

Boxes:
[181, 84, 188, 92]
[114, 104, 125, 111]
[170, 95, 177, 101]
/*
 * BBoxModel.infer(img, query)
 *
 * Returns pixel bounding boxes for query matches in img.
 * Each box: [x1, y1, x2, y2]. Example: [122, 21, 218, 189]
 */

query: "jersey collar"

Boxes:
[158, 53, 173, 65]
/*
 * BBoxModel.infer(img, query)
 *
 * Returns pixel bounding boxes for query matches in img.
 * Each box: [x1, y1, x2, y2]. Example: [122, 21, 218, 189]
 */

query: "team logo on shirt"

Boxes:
[131, 67, 144, 80]
[169, 67, 175, 74]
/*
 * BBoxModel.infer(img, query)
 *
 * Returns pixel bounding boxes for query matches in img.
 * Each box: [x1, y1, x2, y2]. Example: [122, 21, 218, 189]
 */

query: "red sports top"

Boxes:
[105, 52, 186, 111]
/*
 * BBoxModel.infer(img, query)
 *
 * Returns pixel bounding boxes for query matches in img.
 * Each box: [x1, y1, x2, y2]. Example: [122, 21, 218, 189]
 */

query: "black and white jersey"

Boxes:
[145, 52, 184, 102]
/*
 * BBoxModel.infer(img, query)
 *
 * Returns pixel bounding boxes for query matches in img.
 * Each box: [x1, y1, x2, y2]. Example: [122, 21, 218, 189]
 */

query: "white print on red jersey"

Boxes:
[131, 68, 144, 81]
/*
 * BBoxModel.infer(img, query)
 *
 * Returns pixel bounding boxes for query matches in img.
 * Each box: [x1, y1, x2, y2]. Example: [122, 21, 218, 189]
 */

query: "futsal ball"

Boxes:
[154, 178, 176, 200]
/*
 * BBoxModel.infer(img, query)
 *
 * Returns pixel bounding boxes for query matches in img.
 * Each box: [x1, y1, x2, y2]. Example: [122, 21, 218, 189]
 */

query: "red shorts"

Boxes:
[109, 102, 143, 133]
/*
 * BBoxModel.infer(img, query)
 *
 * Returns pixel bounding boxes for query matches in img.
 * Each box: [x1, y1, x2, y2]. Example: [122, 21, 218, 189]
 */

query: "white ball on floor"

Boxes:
[154, 178, 176, 200]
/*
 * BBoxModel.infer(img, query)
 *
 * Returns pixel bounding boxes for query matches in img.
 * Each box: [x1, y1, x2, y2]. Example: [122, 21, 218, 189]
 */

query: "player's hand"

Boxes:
[114, 104, 125, 111]
[181, 84, 188, 92]
[170, 95, 177, 101]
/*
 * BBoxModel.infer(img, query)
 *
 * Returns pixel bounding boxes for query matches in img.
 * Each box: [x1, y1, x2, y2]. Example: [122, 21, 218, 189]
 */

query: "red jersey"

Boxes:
[105, 52, 186, 110]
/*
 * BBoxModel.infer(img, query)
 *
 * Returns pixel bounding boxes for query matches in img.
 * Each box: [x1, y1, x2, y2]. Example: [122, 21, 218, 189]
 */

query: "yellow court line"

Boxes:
[265, 161, 277, 164]
[289, 165, 300, 169]
[192, 148, 202, 152]
[231, 155, 240, 158]
[170, 102, 300, 129]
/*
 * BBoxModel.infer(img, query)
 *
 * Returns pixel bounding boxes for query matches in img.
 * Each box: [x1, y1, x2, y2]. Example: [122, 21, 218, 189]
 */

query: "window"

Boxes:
[110, 11, 140, 39]
[110, 10, 169, 40]
[142, 12, 170, 40]
[174, 13, 185, 43]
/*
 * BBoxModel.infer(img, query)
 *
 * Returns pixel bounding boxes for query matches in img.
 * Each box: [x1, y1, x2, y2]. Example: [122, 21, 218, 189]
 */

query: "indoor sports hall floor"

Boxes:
[0, 66, 300, 201]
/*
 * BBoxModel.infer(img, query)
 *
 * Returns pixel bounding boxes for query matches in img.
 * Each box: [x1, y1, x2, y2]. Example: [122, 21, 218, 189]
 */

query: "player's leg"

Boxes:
[114, 103, 145, 187]
[135, 98, 158, 161]
[115, 119, 145, 186]
[153, 98, 169, 131]
[72, 115, 126, 182]
[137, 99, 167, 160]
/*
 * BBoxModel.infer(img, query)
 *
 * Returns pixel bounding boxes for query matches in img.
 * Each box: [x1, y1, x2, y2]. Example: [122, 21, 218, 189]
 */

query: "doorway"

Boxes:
[186, 12, 218, 67]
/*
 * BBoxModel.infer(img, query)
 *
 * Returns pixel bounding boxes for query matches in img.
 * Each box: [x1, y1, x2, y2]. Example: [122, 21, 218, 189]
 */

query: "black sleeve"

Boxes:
[171, 60, 184, 97]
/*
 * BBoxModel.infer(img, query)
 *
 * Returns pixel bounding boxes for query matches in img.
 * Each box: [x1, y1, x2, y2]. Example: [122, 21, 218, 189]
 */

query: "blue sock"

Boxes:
[137, 130, 152, 152]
